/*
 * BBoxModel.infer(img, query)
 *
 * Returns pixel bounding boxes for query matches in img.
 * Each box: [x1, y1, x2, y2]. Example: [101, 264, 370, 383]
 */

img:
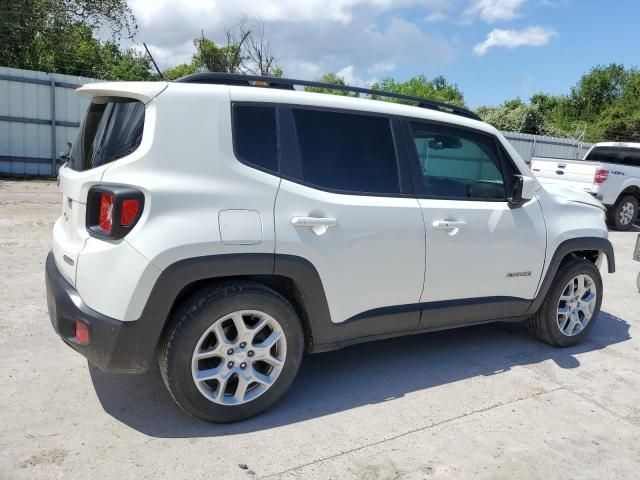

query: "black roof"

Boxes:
[177, 72, 481, 121]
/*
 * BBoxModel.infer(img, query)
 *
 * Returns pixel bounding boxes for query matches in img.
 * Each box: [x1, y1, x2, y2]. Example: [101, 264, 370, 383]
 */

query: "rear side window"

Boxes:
[291, 109, 400, 195]
[410, 122, 507, 200]
[584, 146, 640, 167]
[69, 97, 144, 171]
[232, 105, 278, 173]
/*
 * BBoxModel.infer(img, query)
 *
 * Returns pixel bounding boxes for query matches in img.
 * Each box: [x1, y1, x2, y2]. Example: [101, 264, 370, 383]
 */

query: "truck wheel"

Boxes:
[527, 257, 602, 347]
[159, 281, 304, 423]
[608, 195, 638, 231]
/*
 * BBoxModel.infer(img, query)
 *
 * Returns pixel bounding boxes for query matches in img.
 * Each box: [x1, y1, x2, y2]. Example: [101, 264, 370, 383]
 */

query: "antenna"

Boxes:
[143, 42, 165, 80]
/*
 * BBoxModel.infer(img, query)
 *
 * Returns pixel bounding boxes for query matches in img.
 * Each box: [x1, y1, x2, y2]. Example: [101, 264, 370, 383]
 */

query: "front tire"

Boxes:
[608, 195, 638, 231]
[527, 258, 603, 347]
[159, 281, 304, 423]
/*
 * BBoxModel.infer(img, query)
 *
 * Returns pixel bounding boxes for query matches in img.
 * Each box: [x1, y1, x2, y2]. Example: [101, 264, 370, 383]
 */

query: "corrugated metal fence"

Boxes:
[503, 131, 592, 164]
[0, 67, 95, 177]
[1, 66, 593, 177]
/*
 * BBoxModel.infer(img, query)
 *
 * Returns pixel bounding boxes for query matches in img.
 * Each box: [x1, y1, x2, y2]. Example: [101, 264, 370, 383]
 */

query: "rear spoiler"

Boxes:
[76, 81, 169, 104]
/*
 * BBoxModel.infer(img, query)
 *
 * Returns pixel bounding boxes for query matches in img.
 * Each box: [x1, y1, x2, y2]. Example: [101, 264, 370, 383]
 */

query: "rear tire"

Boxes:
[527, 258, 602, 347]
[159, 281, 304, 423]
[608, 195, 638, 231]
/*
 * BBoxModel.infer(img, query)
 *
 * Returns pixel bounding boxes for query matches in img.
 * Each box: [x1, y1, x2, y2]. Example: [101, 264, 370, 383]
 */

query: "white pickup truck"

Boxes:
[531, 142, 640, 230]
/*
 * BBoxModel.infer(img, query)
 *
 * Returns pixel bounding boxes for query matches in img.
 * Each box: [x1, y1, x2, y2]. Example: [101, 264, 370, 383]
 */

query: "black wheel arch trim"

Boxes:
[527, 236, 614, 315]
[46, 236, 614, 372]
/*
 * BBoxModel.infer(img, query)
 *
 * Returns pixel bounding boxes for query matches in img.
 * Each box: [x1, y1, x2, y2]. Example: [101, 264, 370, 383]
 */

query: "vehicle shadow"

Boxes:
[89, 311, 630, 438]
[609, 223, 640, 233]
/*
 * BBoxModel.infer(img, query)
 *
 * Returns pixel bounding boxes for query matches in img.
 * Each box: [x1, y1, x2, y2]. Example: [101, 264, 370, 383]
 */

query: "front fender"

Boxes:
[528, 237, 615, 315]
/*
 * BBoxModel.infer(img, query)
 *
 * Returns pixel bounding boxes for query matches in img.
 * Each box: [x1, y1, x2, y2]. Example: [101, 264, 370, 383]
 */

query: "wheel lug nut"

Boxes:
[240, 363, 246, 369]
[239, 342, 246, 348]
[227, 348, 234, 355]
[248, 351, 254, 357]
[227, 361, 234, 368]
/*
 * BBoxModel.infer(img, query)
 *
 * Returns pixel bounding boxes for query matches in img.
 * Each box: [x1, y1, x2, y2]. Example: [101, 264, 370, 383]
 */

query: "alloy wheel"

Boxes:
[556, 274, 597, 337]
[619, 201, 635, 226]
[191, 310, 287, 405]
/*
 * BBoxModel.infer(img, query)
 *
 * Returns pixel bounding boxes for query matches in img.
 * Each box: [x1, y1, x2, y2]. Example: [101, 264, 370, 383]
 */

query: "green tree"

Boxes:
[161, 20, 283, 79]
[304, 73, 466, 106]
[477, 98, 567, 136]
[547, 64, 640, 142]
[304, 73, 359, 97]
[163, 63, 198, 80]
[370, 75, 465, 107]
[598, 105, 640, 142]
[568, 64, 628, 118]
[96, 43, 154, 81]
[0, 0, 150, 80]
[192, 34, 247, 74]
[594, 69, 640, 141]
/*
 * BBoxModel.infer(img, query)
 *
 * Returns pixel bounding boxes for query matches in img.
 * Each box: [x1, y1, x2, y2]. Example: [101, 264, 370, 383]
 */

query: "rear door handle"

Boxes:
[291, 216, 337, 235]
[432, 220, 467, 230]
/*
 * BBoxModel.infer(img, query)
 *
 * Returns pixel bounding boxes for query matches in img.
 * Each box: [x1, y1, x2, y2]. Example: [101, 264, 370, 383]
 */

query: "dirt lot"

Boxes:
[1, 179, 639, 479]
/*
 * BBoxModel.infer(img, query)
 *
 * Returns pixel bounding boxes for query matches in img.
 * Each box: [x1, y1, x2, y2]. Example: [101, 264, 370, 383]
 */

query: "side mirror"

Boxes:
[509, 175, 535, 207]
[57, 142, 73, 166]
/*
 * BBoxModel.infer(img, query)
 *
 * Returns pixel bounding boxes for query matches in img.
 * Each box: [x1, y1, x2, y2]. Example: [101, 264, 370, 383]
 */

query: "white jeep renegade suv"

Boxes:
[46, 73, 615, 423]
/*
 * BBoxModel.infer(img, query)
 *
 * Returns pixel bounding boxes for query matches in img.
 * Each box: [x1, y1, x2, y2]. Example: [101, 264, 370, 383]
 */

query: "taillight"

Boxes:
[594, 168, 609, 184]
[121, 199, 141, 226]
[87, 186, 144, 239]
[98, 193, 114, 233]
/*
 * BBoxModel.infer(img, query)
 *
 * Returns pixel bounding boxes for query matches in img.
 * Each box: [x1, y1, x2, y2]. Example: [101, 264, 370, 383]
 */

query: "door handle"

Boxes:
[291, 216, 338, 236]
[432, 220, 467, 231]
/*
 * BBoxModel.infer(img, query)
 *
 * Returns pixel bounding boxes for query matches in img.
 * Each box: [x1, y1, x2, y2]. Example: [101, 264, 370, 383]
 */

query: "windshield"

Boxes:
[68, 97, 145, 171]
[584, 146, 640, 167]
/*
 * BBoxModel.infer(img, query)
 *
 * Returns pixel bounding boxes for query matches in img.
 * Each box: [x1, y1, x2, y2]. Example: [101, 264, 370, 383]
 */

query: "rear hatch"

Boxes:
[53, 83, 164, 286]
[530, 157, 597, 192]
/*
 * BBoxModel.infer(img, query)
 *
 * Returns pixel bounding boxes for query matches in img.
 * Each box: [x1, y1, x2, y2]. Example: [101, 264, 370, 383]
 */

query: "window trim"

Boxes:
[495, 141, 520, 198]
[278, 105, 413, 198]
[401, 118, 517, 202]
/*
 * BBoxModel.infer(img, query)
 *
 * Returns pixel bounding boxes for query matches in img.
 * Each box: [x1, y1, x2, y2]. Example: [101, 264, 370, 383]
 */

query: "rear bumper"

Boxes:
[45, 251, 153, 373]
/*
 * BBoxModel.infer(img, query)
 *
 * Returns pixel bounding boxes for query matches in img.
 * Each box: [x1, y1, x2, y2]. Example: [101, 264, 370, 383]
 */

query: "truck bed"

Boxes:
[530, 157, 597, 192]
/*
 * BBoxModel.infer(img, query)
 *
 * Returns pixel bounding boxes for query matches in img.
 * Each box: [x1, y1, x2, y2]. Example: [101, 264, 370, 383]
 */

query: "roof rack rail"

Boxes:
[177, 72, 481, 121]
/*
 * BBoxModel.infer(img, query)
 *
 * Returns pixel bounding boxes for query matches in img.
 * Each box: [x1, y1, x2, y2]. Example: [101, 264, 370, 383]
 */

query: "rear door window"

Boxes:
[290, 108, 400, 195]
[69, 97, 145, 171]
[584, 146, 640, 167]
[232, 105, 278, 173]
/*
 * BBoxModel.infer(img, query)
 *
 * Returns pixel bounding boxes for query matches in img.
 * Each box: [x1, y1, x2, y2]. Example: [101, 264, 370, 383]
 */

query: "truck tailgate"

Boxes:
[530, 157, 596, 190]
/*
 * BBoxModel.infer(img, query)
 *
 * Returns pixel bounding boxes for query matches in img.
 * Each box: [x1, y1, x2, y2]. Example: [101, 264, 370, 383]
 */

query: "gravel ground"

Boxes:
[1, 179, 639, 480]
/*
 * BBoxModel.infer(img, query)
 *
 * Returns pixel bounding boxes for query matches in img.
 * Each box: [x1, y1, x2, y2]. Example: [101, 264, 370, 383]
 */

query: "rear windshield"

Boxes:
[584, 146, 640, 167]
[68, 97, 145, 171]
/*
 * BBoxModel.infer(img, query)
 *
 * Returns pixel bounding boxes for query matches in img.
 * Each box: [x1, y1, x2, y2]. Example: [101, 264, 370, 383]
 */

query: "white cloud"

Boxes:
[465, 0, 526, 23]
[337, 66, 360, 85]
[127, 0, 457, 82]
[130, 0, 448, 27]
[335, 65, 379, 87]
[425, 12, 448, 23]
[368, 62, 396, 74]
[473, 26, 556, 55]
[285, 61, 321, 78]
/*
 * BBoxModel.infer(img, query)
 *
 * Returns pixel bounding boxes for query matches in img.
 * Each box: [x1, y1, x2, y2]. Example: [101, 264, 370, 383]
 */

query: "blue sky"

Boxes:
[131, 0, 640, 108]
